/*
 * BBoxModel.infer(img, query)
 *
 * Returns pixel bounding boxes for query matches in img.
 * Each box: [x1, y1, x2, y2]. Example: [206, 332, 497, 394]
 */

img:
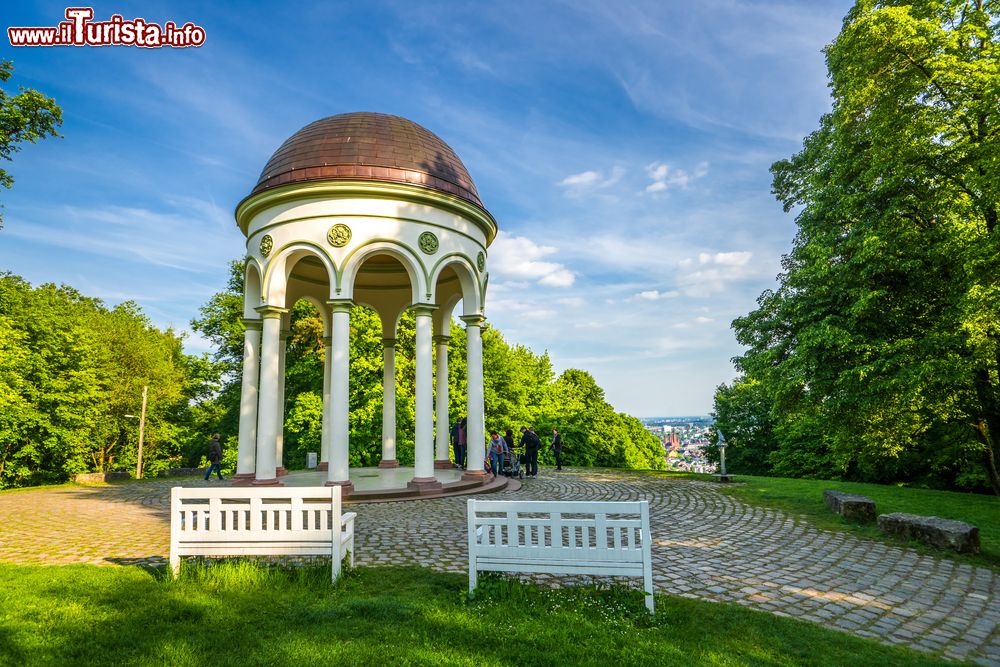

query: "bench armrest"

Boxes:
[341, 511, 357, 533]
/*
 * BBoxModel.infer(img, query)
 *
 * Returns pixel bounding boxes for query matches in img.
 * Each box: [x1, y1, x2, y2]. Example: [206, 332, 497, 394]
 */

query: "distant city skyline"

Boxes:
[0, 1, 853, 416]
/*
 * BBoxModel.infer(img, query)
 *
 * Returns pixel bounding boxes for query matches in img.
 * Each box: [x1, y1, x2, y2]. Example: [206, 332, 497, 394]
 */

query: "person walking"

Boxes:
[550, 428, 563, 471]
[204, 433, 224, 481]
[488, 431, 505, 477]
[519, 426, 541, 477]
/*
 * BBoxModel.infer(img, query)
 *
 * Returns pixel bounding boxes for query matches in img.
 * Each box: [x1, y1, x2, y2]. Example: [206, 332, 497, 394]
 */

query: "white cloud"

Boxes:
[488, 232, 575, 287]
[604, 165, 626, 186]
[676, 250, 757, 296]
[557, 297, 585, 307]
[558, 165, 626, 190]
[629, 289, 680, 302]
[645, 160, 709, 193]
[559, 170, 601, 187]
[539, 269, 575, 287]
[487, 296, 556, 321]
[710, 250, 752, 266]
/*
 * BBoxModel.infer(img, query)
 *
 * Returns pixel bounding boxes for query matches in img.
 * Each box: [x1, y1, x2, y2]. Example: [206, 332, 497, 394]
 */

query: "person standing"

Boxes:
[204, 433, 224, 481]
[519, 426, 541, 477]
[451, 419, 462, 468]
[457, 418, 468, 469]
[503, 428, 515, 474]
[550, 428, 563, 471]
[488, 431, 504, 477]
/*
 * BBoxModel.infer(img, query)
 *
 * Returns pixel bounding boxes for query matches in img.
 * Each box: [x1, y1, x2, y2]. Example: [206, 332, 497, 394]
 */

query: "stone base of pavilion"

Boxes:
[226, 466, 518, 502]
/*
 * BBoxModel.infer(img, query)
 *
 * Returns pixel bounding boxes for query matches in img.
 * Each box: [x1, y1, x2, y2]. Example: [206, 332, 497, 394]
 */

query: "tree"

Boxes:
[722, 0, 1000, 492]
[711, 377, 778, 476]
[0, 273, 212, 488]
[0, 60, 63, 228]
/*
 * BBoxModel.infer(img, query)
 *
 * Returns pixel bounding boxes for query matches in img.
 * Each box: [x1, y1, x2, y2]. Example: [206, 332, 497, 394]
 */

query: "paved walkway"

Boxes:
[1, 469, 997, 664]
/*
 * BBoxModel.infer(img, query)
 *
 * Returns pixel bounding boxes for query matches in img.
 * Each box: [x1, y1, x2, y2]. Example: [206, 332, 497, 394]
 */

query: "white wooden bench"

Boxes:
[169, 486, 356, 581]
[467, 499, 654, 613]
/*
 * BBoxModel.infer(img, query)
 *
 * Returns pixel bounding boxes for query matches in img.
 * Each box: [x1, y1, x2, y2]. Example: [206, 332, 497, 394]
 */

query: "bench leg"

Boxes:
[468, 559, 477, 597]
[331, 541, 342, 582]
[644, 565, 655, 615]
[169, 552, 180, 578]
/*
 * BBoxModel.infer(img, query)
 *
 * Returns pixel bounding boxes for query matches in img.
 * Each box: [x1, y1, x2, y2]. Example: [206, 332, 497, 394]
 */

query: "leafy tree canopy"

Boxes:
[0, 60, 63, 227]
[716, 0, 1000, 493]
[0, 273, 221, 488]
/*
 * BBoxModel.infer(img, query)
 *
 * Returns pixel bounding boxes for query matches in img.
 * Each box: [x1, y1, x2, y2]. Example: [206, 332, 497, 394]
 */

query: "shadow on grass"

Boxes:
[0, 562, 953, 667]
[104, 557, 169, 577]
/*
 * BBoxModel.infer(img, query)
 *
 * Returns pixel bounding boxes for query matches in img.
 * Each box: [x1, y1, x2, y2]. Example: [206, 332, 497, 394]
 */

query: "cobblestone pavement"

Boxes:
[1, 469, 998, 664]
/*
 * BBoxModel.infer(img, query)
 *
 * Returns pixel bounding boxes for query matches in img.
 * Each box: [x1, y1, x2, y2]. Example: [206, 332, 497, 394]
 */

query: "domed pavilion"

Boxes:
[233, 112, 496, 493]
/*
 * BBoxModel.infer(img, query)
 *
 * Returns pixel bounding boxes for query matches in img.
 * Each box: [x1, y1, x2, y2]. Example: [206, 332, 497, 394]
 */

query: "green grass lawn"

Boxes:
[686, 473, 1000, 570]
[0, 562, 951, 667]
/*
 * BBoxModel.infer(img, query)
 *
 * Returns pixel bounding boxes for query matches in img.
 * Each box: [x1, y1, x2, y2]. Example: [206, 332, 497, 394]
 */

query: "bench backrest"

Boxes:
[468, 499, 650, 562]
[170, 486, 341, 544]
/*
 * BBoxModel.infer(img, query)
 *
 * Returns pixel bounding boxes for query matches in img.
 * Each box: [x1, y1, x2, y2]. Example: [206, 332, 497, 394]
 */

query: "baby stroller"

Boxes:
[502, 447, 523, 479]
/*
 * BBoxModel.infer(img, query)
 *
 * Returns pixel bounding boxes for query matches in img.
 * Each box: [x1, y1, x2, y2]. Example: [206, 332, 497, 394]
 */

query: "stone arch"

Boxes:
[429, 253, 481, 316]
[243, 260, 263, 318]
[261, 241, 337, 308]
[339, 239, 426, 305]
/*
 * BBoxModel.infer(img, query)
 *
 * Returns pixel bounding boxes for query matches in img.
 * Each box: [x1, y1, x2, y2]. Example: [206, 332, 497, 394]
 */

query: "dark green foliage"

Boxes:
[715, 1, 1000, 493]
[0, 273, 221, 488]
[709, 378, 778, 476]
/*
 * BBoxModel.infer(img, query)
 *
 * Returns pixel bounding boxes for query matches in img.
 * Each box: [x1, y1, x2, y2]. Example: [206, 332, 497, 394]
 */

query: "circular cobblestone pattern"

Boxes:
[1, 469, 998, 665]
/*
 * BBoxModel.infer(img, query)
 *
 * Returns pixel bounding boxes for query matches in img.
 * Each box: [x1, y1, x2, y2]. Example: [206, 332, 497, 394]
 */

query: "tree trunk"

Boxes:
[978, 424, 1000, 496]
[974, 419, 1000, 497]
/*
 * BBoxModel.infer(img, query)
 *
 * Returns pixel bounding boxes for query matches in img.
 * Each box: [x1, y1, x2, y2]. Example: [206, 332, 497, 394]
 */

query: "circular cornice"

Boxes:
[235, 180, 498, 246]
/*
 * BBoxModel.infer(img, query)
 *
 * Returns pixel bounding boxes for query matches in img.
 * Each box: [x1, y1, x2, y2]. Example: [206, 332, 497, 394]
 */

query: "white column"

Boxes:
[408, 305, 442, 492]
[319, 335, 331, 471]
[275, 327, 289, 475]
[325, 300, 354, 494]
[462, 315, 487, 481]
[253, 306, 287, 485]
[235, 320, 261, 481]
[378, 338, 399, 467]
[433, 334, 451, 467]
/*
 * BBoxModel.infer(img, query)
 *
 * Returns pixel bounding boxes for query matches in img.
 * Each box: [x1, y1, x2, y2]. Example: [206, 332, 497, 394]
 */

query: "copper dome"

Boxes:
[251, 112, 484, 209]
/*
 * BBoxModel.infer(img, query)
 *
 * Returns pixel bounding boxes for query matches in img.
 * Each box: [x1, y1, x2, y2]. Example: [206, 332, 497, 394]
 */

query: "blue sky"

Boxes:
[1, 1, 852, 416]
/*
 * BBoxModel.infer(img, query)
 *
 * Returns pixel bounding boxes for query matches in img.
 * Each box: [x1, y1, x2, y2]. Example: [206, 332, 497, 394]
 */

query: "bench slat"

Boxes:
[471, 499, 646, 514]
[476, 561, 645, 577]
[474, 546, 644, 562]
